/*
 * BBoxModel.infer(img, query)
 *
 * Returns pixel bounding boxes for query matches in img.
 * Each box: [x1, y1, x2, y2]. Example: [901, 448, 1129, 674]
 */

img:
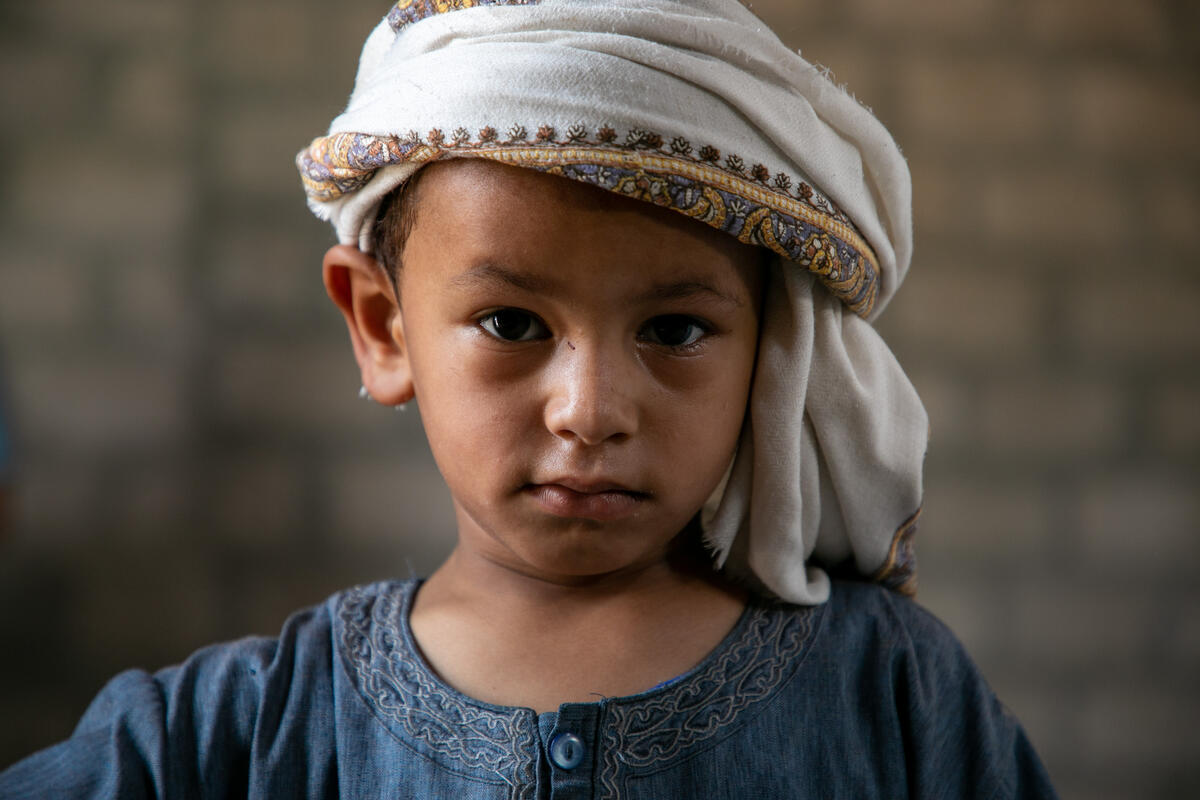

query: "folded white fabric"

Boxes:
[298, 0, 928, 603]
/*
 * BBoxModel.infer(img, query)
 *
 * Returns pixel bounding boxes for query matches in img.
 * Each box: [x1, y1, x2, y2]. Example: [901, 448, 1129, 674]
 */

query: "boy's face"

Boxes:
[388, 160, 762, 582]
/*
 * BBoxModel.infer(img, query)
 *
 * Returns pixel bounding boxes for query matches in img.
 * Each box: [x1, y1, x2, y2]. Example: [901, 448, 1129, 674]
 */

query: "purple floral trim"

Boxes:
[386, 0, 540, 33]
[872, 508, 920, 597]
[297, 126, 881, 316]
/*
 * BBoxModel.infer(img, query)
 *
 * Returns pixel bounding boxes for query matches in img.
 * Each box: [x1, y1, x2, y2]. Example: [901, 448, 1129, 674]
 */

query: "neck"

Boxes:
[408, 529, 748, 711]
[424, 524, 734, 613]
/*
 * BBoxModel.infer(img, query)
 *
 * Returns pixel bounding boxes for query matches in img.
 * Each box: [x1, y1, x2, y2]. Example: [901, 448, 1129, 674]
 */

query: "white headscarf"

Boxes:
[298, 0, 928, 604]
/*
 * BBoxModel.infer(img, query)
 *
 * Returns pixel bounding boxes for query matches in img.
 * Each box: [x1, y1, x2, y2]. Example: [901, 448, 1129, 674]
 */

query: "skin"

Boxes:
[324, 159, 764, 711]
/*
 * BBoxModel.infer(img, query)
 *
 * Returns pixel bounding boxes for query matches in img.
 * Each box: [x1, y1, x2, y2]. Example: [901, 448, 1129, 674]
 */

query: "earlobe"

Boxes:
[322, 244, 415, 405]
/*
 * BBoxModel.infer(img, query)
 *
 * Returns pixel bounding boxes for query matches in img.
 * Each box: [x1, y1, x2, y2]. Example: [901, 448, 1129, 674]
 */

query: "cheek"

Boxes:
[408, 335, 534, 482]
[649, 343, 756, 464]
[653, 319, 758, 413]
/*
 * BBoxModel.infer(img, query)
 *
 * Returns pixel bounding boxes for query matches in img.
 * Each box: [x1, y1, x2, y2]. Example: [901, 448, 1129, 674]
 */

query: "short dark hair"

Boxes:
[371, 165, 432, 288]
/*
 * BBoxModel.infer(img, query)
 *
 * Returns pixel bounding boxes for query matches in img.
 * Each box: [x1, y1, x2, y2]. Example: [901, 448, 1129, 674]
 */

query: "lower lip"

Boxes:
[526, 485, 644, 522]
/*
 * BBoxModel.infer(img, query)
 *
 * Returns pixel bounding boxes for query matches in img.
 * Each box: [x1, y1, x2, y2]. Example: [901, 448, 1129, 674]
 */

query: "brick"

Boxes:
[1066, 66, 1200, 160]
[207, 3, 318, 85]
[0, 240, 93, 332]
[331, 5, 401, 55]
[70, 546, 222, 669]
[989, 685, 1068, 772]
[1150, 383, 1200, 454]
[978, 167, 1128, 249]
[107, 52, 192, 144]
[208, 227, 316, 314]
[1076, 473, 1200, 571]
[977, 375, 1124, 458]
[214, 104, 334, 198]
[913, 572, 1005, 656]
[840, 0, 996, 39]
[898, 55, 1048, 149]
[110, 464, 192, 543]
[31, 0, 187, 44]
[13, 146, 193, 244]
[327, 456, 456, 566]
[211, 453, 305, 545]
[213, 339, 378, 436]
[0, 691, 83, 766]
[9, 460, 105, 546]
[747, 0, 836, 31]
[0, 45, 91, 129]
[1147, 173, 1200, 249]
[910, 159, 970, 240]
[233, 562, 373, 639]
[1062, 775, 1158, 800]
[919, 478, 1052, 562]
[1011, 582, 1155, 670]
[1078, 683, 1200, 767]
[1066, 277, 1200, 360]
[110, 244, 190, 332]
[1025, 0, 1170, 53]
[881, 259, 1043, 360]
[9, 353, 190, 454]
[1172, 607, 1200, 666]
[902, 366, 974, 452]
[777, 36, 885, 116]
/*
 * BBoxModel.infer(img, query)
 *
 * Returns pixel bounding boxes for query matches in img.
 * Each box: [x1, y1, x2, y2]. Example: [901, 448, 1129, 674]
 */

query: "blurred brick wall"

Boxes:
[0, 1, 1196, 797]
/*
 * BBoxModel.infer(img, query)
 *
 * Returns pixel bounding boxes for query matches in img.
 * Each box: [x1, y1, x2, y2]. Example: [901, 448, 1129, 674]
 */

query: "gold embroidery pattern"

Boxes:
[386, 0, 539, 33]
[871, 507, 920, 597]
[297, 127, 880, 316]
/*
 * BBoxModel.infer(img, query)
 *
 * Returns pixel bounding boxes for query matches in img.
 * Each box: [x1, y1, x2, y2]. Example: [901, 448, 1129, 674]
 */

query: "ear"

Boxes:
[322, 244, 415, 406]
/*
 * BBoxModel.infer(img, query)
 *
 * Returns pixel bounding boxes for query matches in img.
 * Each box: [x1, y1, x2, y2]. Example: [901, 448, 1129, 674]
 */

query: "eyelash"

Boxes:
[474, 309, 713, 352]
[477, 308, 548, 342]
[638, 315, 712, 351]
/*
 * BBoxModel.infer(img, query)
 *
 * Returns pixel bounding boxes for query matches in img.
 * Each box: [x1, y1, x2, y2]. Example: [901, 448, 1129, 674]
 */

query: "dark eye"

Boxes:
[640, 315, 709, 348]
[478, 309, 547, 342]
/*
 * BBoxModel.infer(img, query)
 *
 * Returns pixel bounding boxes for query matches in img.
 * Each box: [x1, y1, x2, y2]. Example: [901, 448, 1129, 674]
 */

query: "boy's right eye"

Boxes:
[478, 309, 548, 342]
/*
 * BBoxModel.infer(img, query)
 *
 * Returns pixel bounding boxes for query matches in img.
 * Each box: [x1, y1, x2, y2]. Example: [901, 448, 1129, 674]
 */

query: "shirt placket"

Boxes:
[543, 703, 601, 800]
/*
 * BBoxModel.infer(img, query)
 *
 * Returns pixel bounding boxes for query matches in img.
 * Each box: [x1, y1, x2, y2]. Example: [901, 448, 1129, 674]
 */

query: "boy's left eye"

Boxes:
[639, 315, 709, 348]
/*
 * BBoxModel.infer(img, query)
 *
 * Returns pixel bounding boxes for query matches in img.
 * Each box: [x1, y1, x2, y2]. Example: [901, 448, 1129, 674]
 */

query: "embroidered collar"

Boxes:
[336, 580, 819, 799]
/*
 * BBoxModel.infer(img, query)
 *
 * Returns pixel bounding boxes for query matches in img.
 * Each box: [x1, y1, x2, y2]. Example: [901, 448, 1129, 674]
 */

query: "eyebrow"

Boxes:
[450, 264, 557, 294]
[642, 280, 744, 309]
[450, 263, 744, 308]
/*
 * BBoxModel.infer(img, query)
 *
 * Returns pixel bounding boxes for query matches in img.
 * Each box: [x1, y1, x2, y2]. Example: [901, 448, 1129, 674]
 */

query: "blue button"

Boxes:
[549, 732, 585, 770]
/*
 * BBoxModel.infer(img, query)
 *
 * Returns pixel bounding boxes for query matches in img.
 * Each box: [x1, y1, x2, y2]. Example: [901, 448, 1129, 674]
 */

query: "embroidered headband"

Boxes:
[297, 0, 913, 320]
[299, 0, 927, 603]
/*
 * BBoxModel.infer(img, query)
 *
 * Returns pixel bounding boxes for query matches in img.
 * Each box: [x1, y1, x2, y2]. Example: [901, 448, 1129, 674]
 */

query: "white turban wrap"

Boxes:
[298, 0, 928, 604]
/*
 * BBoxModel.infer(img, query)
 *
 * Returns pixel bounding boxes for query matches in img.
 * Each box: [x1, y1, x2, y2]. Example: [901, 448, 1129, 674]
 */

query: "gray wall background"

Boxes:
[0, 1, 1197, 797]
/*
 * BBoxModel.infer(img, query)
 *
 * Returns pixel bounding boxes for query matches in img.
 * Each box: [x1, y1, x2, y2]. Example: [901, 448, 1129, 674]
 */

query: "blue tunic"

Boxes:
[0, 580, 1057, 798]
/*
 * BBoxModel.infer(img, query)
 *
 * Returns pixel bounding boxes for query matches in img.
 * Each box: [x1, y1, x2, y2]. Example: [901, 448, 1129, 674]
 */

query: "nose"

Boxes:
[543, 339, 639, 446]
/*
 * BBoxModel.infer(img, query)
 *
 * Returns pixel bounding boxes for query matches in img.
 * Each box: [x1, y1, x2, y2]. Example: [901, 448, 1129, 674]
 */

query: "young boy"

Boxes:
[0, 0, 1057, 797]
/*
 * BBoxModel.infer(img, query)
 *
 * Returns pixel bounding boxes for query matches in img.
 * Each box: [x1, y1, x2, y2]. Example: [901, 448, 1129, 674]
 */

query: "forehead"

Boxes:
[399, 159, 763, 298]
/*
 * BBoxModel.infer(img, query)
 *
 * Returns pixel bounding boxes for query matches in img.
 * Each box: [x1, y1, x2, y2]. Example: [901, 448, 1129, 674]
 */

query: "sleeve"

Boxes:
[0, 605, 337, 799]
[881, 592, 1059, 800]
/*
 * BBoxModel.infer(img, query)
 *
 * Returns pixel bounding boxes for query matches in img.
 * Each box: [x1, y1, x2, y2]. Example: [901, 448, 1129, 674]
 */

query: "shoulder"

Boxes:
[812, 580, 997, 724]
[802, 581, 1058, 799]
[0, 581, 411, 799]
[84, 587, 356, 754]
[819, 579, 967, 662]
[735, 580, 963, 678]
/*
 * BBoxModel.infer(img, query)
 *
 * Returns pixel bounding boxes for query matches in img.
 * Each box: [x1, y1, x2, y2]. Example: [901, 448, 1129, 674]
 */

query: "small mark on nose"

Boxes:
[566, 341, 576, 350]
